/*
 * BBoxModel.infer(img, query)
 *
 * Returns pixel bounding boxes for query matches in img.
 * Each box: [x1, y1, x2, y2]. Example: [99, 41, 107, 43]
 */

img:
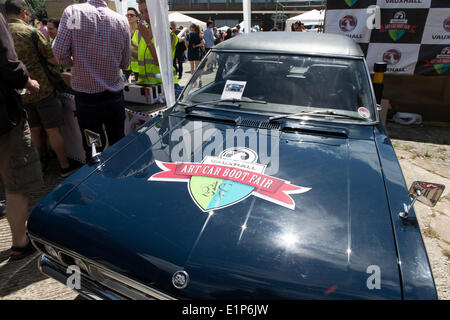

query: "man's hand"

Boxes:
[25, 78, 40, 95]
[137, 21, 159, 66]
[132, 49, 138, 59]
[137, 21, 153, 45]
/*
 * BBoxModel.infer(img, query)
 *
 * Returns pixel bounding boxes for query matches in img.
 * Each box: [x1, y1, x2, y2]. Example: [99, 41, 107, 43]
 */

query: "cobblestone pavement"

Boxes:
[0, 95, 449, 299]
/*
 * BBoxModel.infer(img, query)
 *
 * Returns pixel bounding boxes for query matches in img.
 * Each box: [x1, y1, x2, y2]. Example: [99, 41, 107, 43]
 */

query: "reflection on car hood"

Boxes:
[29, 114, 402, 299]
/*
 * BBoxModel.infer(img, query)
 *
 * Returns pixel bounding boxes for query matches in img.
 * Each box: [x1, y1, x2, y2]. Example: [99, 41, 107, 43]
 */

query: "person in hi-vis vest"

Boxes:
[125, 7, 140, 79]
[135, 0, 182, 98]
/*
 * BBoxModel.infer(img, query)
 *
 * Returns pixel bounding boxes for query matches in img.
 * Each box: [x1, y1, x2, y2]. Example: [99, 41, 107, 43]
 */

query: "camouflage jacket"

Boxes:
[7, 18, 54, 105]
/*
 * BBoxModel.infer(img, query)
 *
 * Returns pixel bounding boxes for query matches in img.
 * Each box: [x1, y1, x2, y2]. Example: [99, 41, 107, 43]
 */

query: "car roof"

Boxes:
[214, 32, 364, 57]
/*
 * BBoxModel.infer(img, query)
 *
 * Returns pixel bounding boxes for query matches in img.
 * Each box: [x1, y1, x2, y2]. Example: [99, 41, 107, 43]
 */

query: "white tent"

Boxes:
[168, 12, 207, 30]
[217, 26, 230, 32]
[113, 0, 128, 15]
[286, 9, 325, 31]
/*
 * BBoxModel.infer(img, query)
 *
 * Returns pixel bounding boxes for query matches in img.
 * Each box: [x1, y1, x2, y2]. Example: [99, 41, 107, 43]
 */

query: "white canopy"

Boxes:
[146, 0, 175, 107]
[286, 9, 325, 31]
[168, 12, 207, 30]
[113, 0, 128, 15]
[217, 26, 230, 32]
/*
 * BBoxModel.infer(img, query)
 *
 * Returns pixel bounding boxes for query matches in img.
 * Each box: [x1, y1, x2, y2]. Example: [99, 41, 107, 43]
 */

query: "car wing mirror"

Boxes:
[408, 181, 445, 207]
[84, 129, 102, 158]
[399, 181, 445, 220]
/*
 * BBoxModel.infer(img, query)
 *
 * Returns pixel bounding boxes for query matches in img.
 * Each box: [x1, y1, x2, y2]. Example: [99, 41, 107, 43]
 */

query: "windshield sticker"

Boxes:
[149, 147, 310, 212]
[221, 80, 247, 101]
[358, 107, 371, 119]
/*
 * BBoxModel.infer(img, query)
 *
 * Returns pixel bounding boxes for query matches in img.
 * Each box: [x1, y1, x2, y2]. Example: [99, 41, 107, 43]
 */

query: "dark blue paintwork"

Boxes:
[27, 105, 437, 299]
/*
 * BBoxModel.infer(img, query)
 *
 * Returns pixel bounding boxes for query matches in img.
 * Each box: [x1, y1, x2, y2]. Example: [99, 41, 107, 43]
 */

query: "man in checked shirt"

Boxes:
[52, 0, 131, 162]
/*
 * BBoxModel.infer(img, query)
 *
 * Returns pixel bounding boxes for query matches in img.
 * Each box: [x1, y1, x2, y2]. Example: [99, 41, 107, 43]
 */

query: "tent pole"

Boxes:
[243, 0, 251, 34]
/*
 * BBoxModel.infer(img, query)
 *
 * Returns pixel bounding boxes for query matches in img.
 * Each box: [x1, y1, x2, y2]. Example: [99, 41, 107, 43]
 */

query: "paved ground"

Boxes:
[389, 122, 450, 300]
[0, 68, 449, 299]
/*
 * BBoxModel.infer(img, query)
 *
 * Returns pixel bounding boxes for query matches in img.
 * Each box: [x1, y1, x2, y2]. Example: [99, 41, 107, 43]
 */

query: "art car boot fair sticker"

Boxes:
[358, 107, 371, 119]
[149, 148, 311, 212]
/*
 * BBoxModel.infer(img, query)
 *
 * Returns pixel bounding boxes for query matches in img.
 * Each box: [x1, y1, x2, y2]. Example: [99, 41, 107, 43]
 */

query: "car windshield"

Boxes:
[179, 52, 376, 122]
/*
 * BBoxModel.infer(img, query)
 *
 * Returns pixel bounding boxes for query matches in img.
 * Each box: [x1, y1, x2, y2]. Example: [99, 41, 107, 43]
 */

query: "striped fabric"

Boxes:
[52, 0, 131, 93]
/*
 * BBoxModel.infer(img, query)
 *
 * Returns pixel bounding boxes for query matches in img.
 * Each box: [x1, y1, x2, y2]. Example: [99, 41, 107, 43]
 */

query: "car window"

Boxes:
[180, 52, 375, 121]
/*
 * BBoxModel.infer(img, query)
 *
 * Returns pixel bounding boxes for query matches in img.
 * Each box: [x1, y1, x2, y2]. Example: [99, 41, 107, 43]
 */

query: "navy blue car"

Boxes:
[28, 33, 444, 300]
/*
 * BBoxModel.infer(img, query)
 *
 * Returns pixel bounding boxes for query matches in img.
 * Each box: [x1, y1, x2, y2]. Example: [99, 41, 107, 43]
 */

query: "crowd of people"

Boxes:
[0, 0, 317, 261]
[0, 0, 165, 260]
[170, 21, 248, 76]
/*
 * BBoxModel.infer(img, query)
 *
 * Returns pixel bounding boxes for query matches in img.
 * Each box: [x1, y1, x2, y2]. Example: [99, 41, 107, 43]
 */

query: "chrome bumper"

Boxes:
[38, 254, 126, 300]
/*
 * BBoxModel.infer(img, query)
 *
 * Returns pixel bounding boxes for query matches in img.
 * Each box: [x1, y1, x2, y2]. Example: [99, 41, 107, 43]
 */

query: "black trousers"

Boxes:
[74, 90, 125, 162]
[174, 56, 184, 78]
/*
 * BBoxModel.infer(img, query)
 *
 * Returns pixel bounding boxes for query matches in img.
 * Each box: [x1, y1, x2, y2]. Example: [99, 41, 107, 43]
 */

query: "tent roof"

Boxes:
[286, 9, 325, 24]
[168, 12, 206, 28]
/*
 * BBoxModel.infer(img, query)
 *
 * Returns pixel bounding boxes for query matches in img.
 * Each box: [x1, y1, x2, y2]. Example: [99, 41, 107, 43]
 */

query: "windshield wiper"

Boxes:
[269, 109, 367, 122]
[182, 97, 267, 112]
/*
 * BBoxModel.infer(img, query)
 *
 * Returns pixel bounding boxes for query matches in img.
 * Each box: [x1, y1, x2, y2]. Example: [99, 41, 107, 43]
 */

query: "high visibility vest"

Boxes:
[170, 29, 178, 60]
[127, 29, 139, 73]
[137, 27, 178, 84]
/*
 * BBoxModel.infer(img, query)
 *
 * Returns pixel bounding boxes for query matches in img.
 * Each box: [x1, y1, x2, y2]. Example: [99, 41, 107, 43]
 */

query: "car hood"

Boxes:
[29, 113, 402, 299]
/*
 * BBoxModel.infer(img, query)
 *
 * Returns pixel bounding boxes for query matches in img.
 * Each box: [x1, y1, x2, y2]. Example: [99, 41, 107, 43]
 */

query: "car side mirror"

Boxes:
[399, 181, 445, 220]
[408, 181, 445, 207]
[376, 104, 382, 111]
[84, 129, 102, 158]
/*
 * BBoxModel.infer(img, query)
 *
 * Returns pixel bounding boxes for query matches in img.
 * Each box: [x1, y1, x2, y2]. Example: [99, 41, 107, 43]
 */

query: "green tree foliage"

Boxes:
[26, 0, 46, 11]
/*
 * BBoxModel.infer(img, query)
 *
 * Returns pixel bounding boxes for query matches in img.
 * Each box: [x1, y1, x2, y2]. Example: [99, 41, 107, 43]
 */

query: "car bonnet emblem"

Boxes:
[172, 270, 189, 289]
[149, 147, 311, 211]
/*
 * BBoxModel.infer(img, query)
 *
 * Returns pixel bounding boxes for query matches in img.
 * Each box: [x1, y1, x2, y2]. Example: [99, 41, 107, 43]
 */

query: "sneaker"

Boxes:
[0, 200, 5, 220]
[60, 164, 78, 178]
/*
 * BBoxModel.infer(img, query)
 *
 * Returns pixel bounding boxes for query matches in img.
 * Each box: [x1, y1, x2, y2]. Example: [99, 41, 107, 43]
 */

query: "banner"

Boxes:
[325, 0, 450, 76]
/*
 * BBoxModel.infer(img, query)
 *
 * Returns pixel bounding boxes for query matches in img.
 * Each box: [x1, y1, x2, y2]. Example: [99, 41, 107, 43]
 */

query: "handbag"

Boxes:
[31, 29, 72, 94]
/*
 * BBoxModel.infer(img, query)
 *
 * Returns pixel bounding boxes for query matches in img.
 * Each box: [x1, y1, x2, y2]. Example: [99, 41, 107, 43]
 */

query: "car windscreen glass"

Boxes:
[179, 52, 376, 122]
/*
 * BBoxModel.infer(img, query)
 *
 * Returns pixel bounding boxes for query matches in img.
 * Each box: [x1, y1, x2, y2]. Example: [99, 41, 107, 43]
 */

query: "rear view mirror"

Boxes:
[84, 129, 102, 158]
[408, 181, 445, 207]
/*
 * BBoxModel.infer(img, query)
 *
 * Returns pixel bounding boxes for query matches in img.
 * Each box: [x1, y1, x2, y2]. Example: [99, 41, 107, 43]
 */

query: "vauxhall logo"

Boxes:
[339, 15, 357, 32]
[383, 49, 406, 73]
[339, 15, 363, 39]
[427, 17, 450, 41]
[430, 17, 450, 41]
[445, 18, 450, 33]
[383, 49, 402, 66]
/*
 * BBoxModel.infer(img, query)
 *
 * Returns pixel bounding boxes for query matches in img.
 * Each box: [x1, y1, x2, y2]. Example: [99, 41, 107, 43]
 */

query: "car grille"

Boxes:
[239, 119, 281, 130]
[30, 237, 176, 300]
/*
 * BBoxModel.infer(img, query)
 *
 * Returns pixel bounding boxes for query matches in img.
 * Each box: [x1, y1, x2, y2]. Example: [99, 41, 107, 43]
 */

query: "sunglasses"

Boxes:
[126, 14, 137, 18]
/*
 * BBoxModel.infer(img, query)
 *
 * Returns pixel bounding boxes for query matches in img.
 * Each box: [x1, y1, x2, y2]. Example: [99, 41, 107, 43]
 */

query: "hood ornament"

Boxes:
[172, 270, 189, 289]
